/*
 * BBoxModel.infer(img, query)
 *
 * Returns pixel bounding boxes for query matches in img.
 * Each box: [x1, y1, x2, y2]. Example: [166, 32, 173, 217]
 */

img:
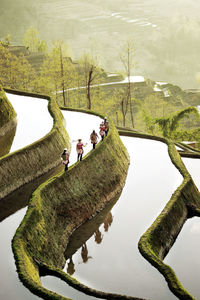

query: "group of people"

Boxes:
[89, 117, 109, 150]
[61, 117, 109, 171]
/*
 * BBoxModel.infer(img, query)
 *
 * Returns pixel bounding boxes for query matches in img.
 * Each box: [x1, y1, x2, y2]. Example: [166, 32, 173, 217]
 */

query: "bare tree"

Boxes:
[113, 88, 129, 127]
[87, 64, 95, 110]
[121, 94, 129, 127]
[59, 45, 66, 106]
[120, 39, 135, 128]
[79, 53, 103, 110]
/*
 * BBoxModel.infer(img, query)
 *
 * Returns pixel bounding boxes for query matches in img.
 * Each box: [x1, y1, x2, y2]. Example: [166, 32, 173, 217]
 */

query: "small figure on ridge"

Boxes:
[104, 117, 109, 136]
[61, 148, 70, 171]
[99, 122, 105, 141]
[76, 139, 85, 161]
[90, 129, 99, 149]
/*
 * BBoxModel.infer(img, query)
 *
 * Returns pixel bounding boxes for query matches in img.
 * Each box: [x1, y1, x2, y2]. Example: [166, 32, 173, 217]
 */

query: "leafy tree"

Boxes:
[23, 26, 47, 53]
[39, 41, 75, 105]
[17, 54, 36, 90]
[23, 27, 40, 52]
[155, 106, 200, 138]
[37, 40, 47, 53]
[0, 43, 36, 90]
[140, 109, 155, 134]
[0, 34, 11, 47]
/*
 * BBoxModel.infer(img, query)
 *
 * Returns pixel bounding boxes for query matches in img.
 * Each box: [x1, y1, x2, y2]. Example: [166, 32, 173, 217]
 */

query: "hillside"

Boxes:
[1, 1, 200, 89]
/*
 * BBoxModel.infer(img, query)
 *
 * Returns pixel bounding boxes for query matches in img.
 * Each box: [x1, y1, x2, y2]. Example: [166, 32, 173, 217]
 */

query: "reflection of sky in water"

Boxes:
[42, 276, 102, 300]
[165, 157, 200, 299]
[61, 135, 182, 300]
[165, 217, 200, 299]
[6, 93, 53, 153]
[0, 208, 40, 300]
[182, 157, 200, 191]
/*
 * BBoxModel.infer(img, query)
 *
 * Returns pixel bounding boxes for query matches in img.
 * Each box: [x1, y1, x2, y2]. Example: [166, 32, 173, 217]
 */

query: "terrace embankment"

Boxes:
[12, 114, 131, 300]
[0, 88, 17, 157]
[138, 142, 200, 300]
[118, 130, 200, 300]
[117, 128, 200, 299]
[0, 90, 70, 199]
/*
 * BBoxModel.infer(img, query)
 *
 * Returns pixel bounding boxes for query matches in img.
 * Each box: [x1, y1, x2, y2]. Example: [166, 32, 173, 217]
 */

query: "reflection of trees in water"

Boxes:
[66, 256, 75, 275]
[103, 212, 113, 232]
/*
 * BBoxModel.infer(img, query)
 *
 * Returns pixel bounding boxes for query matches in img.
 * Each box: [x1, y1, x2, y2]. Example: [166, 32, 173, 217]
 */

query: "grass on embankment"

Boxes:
[0, 88, 17, 157]
[0, 87, 16, 128]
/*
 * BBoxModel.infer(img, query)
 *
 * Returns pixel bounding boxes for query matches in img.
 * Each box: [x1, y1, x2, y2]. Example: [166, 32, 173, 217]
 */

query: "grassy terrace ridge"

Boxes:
[0, 88, 17, 157]
[12, 109, 133, 300]
[0, 87, 16, 128]
[0, 89, 70, 199]
[174, 141, 200, 159]
[118, 128, 200, 300]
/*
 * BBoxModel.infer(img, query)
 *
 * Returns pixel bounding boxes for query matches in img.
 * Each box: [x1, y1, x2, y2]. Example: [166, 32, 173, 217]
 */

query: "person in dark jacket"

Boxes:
[90, 130, 99, 149]
[104, 117, 109, 136]
[61, 148, 70, 171]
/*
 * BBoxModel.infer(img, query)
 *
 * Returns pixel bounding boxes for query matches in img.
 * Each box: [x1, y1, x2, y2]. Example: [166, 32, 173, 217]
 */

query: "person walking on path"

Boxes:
[90, 130, 99, 149]
[99, 122, 105, 141]
[104, 117, 109, 136]
[61, 148, 70, 171]
[76, 139, 85, 161]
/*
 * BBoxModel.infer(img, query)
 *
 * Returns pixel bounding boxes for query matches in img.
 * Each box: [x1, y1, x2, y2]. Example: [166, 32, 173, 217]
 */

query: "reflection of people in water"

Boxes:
[81, 242, 92, 263]
[94, 228, 103, 244]
[104, 212, 113, 232]
[66, 256, 75, 275]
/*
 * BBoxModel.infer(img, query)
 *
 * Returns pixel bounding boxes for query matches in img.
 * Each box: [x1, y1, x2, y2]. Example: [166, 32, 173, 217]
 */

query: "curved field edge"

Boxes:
[11, 110, 141, 300]
[0, 87, 16, 128]
[118, 129, 200, 300]
[0, 88, 17, 157]
[0, 89, 70, 199]
[175, 141, 200, 159]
